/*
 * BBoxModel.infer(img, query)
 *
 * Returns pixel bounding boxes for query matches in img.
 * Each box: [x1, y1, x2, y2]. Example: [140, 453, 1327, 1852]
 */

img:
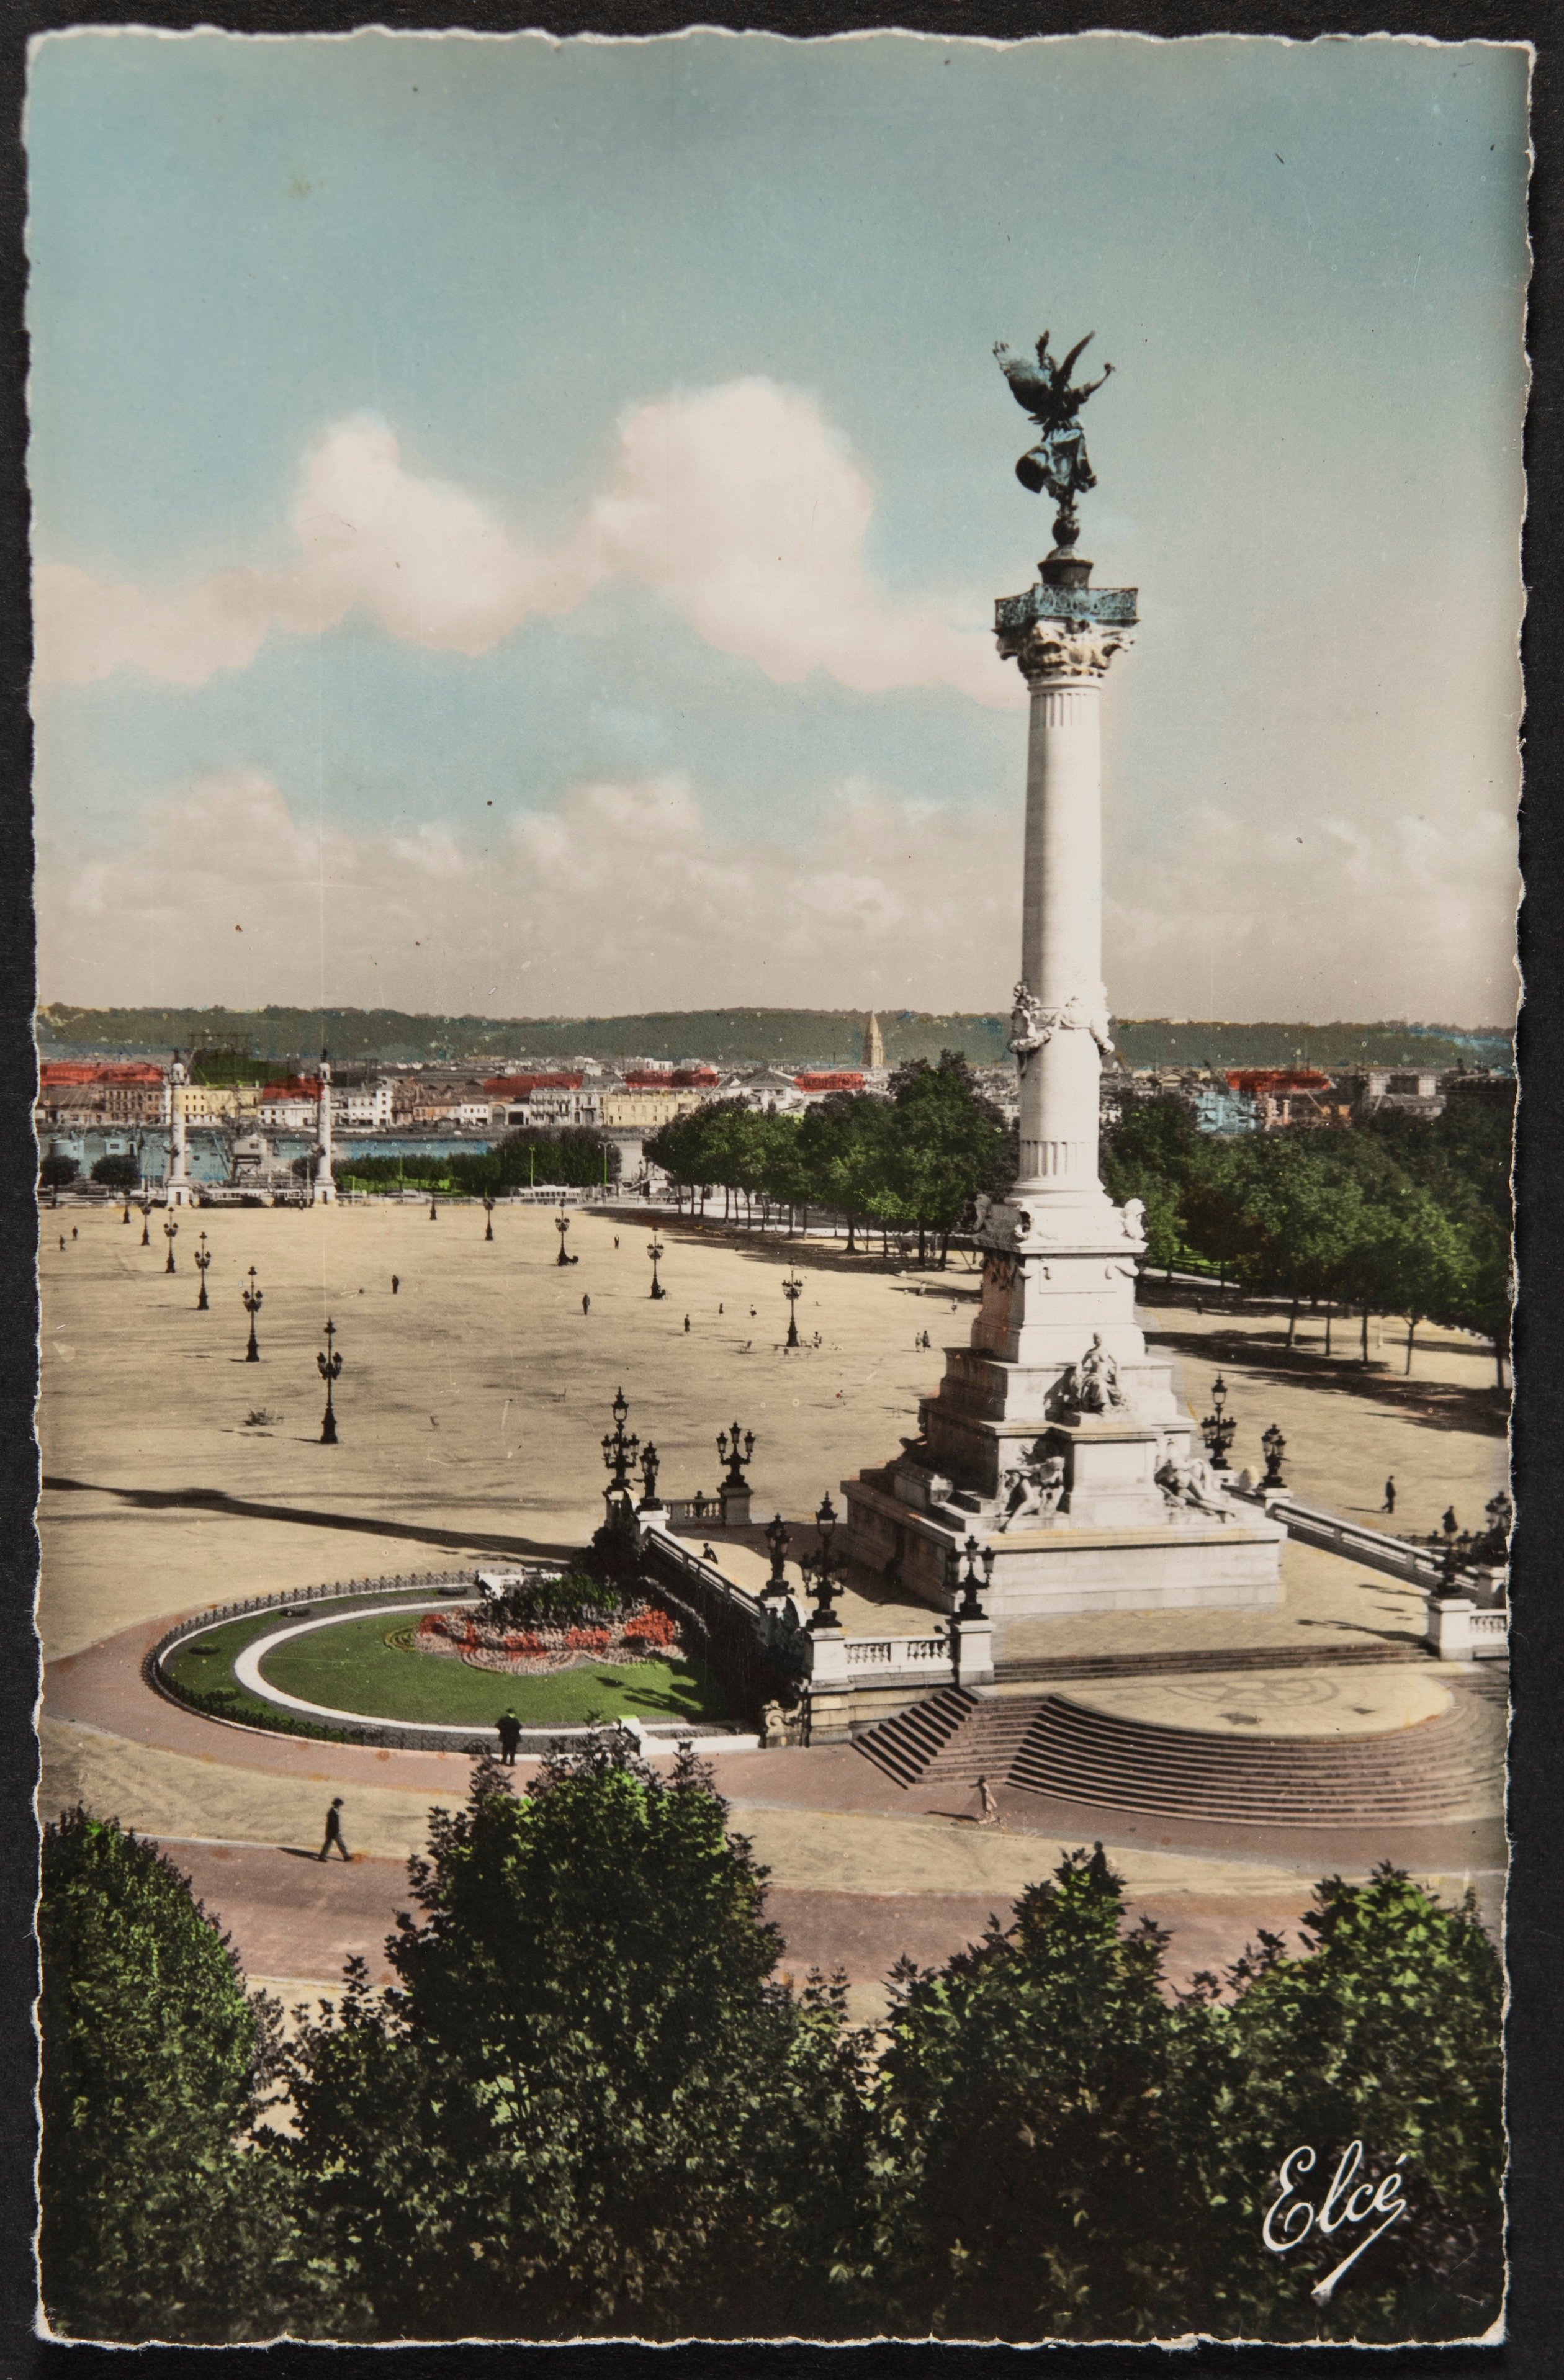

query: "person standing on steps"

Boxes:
[318, 1798, 350, 1862]
[975, 1774, 999, 1827]
[1382, 1476, 1396, 1516]
[496, 1710, 521, 1767]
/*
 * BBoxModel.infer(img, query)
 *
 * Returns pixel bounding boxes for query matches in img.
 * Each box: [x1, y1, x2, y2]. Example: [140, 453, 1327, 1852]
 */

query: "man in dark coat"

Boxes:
[497, 1710, 522, 1766]
[318, 1797, 349, 1861]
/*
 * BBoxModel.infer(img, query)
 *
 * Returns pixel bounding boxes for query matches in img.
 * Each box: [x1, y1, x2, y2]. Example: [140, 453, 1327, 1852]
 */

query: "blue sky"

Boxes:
[28, 29, 1529, 1023]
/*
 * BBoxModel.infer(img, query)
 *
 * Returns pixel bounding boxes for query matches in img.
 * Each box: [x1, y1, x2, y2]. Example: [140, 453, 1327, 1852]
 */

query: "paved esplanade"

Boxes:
[844, 340, 1283, 1627]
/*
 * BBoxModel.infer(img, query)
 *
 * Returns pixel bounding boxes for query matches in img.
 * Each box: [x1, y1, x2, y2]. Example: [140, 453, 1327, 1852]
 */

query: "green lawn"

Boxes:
[161, 1597, 440, 1733]
[258, 1611, 731, 1727]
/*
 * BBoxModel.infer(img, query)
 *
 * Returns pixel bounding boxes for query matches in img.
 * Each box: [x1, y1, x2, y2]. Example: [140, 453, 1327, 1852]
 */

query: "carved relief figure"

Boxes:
[1155, 1452, 1233, 1522]
[1007, 979, 1117, 1066]
[1059, 1333, 1128, 1417]
[999, 1440, 1067, 1532]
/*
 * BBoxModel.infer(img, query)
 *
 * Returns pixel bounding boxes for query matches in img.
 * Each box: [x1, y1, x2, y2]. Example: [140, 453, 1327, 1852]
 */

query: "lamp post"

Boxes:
[782, 1269, 804, 1350]
[762, 1512, 793, 1602]
[802, 1492, 846, 1631]
[647, 1234, 667, 1300]
[954, 1532, 995, 1619]
[1200, 1373, 1237, 1470]
[317, 1318, 343, 1445]
[1260, 1423, 1287, 1490]
[598, 1387, 640, 1565]
[717, 1421, 755, 1493]
[163, 1216, 179, 1275]
[193, 1230, 212, 1311]
[482, 1195, 495, 1242]
[138, 1195, 151, 1248]
[638, 1440, 662, 1511]
[555, 1210, 572, 1267]
[242, 1266, 263, 1363]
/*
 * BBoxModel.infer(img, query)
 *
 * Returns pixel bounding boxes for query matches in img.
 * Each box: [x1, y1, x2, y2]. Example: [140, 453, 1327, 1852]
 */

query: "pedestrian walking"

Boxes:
[719, 1302, 724, 1314]
[582, 1292, 591, 1316]
[614, 1236, 620, 1249]
[392, 1273, 400, 1295]
[683, 1314, 691, 1332]
[318, 1798, 350, 1861]
[975, 1774, 999, 1827]
[1382, 1476, 1396, 1515]
[71, 1226, 78, 1241]
[496, 1710, 522, 1766]
[58, 1234, 65, 1252]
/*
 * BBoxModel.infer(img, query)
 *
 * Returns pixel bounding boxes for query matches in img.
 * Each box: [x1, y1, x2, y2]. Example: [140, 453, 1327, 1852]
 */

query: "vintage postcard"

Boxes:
[28, 24, 1525, 2347]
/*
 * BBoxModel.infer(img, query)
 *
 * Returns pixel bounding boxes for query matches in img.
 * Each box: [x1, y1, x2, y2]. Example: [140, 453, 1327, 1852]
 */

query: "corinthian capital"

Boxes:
[1000, 616, 1133, 683]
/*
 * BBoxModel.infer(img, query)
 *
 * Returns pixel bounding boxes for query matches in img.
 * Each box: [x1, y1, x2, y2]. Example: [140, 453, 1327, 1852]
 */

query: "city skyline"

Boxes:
[28, 29, 1528, 1026]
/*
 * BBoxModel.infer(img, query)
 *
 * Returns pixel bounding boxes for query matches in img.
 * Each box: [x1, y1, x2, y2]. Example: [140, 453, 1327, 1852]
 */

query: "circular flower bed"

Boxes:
[414, 1585, 683, 1677]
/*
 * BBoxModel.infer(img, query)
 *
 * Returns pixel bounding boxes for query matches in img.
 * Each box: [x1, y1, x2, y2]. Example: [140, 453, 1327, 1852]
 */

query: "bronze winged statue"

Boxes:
[994, 329, 1115, 547]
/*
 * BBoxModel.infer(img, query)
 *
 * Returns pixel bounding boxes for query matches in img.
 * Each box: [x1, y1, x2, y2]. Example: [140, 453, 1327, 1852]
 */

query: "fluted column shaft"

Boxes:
[1017, 670, 1105, 1195]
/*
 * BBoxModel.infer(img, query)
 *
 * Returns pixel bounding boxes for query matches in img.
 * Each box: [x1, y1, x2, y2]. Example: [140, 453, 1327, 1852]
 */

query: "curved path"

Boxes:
[45, 1608, 1506, 2024]
[48, 1604, 1506, 1866]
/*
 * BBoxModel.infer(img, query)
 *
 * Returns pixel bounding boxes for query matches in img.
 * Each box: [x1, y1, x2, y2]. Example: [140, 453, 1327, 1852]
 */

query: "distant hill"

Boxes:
[35, 1003, 1513, 1076]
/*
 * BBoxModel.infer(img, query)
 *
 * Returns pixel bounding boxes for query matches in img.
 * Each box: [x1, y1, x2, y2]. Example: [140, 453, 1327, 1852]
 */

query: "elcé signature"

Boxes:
[1264, 2141, 1408, 2306]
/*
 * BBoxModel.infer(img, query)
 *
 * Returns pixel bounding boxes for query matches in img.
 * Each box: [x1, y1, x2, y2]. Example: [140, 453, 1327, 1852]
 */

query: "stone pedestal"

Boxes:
[841, 557, 1284, 1637]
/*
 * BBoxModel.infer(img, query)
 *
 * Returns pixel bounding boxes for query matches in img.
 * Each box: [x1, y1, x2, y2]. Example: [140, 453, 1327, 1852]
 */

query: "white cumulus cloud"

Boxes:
[34, 384, 1018, 709]
[38, 768, 1022, 1017]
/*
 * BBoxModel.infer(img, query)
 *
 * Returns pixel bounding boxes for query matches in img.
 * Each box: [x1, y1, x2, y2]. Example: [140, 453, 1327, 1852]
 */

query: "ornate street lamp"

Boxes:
[782, 1269, 804, 1350]
[801, 1492, 847, 1631]
[163, 1216, 179, 1275]
[138, 1194, 152, 1248]
[1260, 1422, 1287, 1489]
[242, 1266, 263, 1363]
[482, 1195, 496, 1242]
[1200, 1373, 1236, 1470]
[193, 1229, 212, 1311]
[598, 1387, 640, 1558]
[762, 1512, 793, 1601]
[953, 1532, 995, 1619]
[555, 1209, 572, 1267]
[317, 1318, 343, 1445]
[647, 1233, 667, 1300]
[638, 1440, 662, 1511]
[716, 1420, 755, 1494]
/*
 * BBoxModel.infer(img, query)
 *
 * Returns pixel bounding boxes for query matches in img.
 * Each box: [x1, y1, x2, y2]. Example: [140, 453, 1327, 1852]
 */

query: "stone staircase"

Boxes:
[850, 1686, 976, 1786]
[995, 1639, 1431, 1684]
[853, 1687, 1503, 1826]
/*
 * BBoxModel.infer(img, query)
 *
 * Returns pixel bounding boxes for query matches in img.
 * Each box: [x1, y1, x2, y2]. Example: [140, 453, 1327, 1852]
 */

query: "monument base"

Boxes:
[843, 1465, 1286, 1631]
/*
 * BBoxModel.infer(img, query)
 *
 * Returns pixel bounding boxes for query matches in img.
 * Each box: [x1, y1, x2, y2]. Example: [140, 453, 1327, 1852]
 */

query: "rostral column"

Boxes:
[838, 333, 1283, 1635]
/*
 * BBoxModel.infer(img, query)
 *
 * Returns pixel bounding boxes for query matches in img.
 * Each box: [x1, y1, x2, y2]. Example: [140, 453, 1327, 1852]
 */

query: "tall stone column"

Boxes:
[313, 1048, 336, 1205]
[165, 1051, 192, 1206]
[1006, 596, 1133, 1213]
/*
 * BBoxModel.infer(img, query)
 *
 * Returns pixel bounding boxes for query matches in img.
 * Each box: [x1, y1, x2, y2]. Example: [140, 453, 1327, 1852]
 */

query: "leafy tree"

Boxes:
[1363, 1188, 1475, 1374]
[38, 1808, 304, 2342]
[89, 1152, 141, 1188]
[857, 1848, 1202, 2340]
[38, 1152, 79, 1192]
[881, 1054, 1009, 1265]
[1189, 1867, 1504, 2342]
[280, 1744, 870, 2340]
